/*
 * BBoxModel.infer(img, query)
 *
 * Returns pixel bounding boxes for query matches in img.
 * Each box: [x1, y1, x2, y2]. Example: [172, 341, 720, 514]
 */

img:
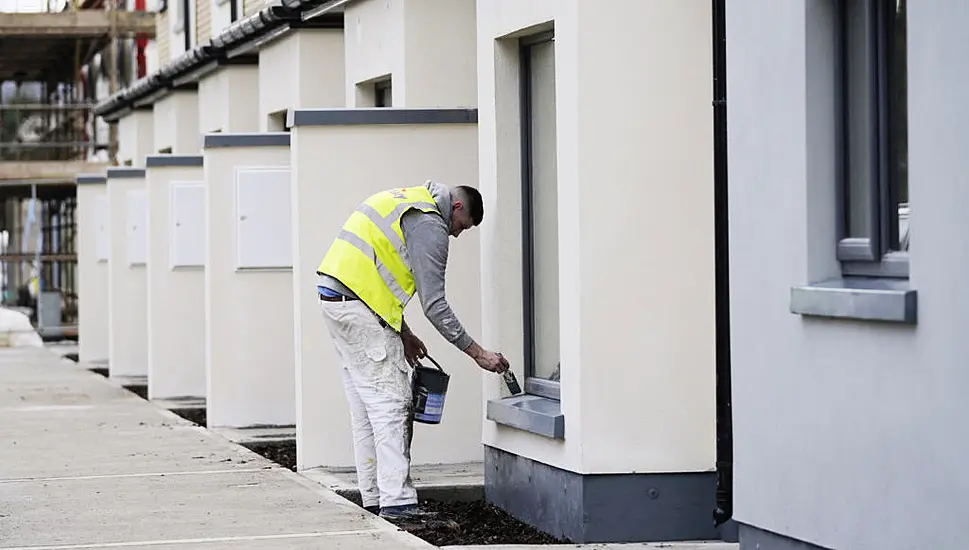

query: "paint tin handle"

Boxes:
[419, 354, 446, 373]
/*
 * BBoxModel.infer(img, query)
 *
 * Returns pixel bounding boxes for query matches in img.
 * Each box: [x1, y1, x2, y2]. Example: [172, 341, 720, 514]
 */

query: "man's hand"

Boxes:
[463, 341, 510, 373]
[475, 350, 509, 373]
[402, 330, 428, 367]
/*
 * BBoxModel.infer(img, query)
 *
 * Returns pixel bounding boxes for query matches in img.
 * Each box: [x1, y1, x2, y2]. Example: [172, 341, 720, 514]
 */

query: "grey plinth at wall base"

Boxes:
[790, 277, 917, 323]
[76, 174, 106, 184]
[739, 523, 832, 550]
[106, 168, 147, 179]
[486, 395, 564, 439]
[202, 133, 291, 148]
[287, 108, 478, 128]
[146, 155, 204, 167]
[484, 446, 721, 543]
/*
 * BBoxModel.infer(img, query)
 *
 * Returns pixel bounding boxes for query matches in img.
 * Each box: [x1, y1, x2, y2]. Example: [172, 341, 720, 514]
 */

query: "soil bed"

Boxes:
[171, 408, 207, 427]
[386, 499, 566, 546]
[123, 384, 148, 400]
[245, 439, 567, 546]
[242, 440, 297, 472]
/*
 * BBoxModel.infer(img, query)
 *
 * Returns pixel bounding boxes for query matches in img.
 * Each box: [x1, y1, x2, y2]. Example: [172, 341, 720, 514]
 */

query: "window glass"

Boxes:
[889, 0, 908, 251]
[526, 38, 559, 382]
[844, 0, 873, 239]
[841, 0, 908, 255]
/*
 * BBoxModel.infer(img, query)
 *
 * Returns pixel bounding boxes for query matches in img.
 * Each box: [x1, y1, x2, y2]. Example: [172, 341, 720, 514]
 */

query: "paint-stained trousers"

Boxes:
[320, 299, 417, 509]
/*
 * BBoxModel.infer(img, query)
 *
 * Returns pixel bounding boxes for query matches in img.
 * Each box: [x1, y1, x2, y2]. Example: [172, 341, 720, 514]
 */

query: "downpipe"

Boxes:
[711, 0, 733, 529]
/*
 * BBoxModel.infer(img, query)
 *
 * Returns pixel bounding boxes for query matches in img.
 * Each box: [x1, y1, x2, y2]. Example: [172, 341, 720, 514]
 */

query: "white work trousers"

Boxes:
[320, 299, 417, 509]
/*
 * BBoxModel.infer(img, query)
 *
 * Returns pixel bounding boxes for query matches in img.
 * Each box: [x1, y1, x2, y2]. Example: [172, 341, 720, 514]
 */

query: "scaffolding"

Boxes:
[0, 0, 154, 338]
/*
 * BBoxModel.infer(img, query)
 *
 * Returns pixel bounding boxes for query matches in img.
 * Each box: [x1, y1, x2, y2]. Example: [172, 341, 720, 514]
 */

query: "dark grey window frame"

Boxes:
[519, 30, 560, 402]
[835, 0, 908, 279]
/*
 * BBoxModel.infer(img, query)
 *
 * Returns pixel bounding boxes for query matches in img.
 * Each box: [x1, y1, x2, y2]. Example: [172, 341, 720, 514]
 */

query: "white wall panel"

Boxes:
[233, 167, 292, 270]
[170, 181, 206, 268]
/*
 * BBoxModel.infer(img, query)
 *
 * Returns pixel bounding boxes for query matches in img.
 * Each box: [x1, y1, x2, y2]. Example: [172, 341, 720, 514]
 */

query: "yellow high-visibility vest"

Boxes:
[317, 186, 441, 331]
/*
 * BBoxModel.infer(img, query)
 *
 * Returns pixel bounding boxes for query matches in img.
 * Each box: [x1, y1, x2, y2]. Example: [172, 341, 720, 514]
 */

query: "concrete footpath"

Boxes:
[0, 346, 430, 549]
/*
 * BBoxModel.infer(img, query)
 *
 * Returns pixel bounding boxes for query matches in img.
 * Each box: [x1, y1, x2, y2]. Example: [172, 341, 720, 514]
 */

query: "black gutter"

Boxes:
[94, 0, 342, 121]
[712, 0, 733, 532]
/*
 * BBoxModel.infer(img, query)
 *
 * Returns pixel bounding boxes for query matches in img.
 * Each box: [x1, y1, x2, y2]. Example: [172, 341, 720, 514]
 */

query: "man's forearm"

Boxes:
[462, 340, 485, 359]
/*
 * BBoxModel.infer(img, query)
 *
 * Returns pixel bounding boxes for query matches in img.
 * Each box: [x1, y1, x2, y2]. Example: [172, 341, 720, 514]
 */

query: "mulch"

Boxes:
[243, 439, 567, 546]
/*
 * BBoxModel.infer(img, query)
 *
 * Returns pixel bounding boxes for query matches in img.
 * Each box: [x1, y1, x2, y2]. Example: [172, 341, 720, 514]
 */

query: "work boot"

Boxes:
[379, 504, 437, 520]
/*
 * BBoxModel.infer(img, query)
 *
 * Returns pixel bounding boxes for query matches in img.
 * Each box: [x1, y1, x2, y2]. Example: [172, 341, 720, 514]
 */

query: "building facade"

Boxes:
[83, 0, 968, 548]
[727, 1, 968, 549]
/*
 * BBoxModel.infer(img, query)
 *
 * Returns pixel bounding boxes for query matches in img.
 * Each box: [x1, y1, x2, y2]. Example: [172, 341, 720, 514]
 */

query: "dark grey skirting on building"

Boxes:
[484, 445, 723, 544]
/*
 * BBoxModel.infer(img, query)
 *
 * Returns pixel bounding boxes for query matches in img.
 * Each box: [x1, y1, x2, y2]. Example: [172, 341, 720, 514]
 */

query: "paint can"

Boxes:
[412, 355, 450, 425]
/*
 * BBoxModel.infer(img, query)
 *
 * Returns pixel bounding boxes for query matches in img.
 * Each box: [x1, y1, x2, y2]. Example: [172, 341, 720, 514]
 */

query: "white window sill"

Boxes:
[486, 394, 564, 439]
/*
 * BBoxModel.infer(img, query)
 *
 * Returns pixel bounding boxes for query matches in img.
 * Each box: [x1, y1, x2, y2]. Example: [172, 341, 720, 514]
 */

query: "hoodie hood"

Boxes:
[424, 180, 452, 230]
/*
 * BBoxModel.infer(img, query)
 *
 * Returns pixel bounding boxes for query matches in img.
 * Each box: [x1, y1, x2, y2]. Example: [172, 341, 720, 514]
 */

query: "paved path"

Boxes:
[0, 346, 430, 549]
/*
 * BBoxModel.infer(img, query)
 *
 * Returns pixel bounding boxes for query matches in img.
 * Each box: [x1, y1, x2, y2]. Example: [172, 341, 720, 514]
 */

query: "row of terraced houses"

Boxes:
[77, 1, 968, 549]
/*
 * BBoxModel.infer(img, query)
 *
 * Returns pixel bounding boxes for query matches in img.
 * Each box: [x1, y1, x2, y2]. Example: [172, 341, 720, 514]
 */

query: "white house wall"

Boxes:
[153, 91, 200, 154]
[477, 0, 716, 476]
[476, 0, 575, 472]
[145, 160, 207, 401]
[202, 138, 295, 428]
[77, 179, 110, 364]
[258, 29, 346, 131]
[118, 109, 155, 167]
[728, 2, 969, 550]
[198, 65, 260, 134]
[289, 120, 482, 470]
[344, 0, 475, 108]
[107, 170, 149, 379]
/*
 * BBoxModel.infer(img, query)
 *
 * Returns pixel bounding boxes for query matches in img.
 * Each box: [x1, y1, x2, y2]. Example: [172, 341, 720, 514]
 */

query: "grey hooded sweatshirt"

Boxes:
[317, 181, 473, 351]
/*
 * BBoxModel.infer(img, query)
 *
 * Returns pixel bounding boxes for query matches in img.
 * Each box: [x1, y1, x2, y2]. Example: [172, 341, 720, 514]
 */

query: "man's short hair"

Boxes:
[455, 185, 484, 226]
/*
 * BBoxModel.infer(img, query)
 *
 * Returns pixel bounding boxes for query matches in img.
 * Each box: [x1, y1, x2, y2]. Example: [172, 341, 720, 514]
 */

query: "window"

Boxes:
[520, 31, 559, 399]
[354, 77, 392, 108]
[837, 0, 908, 278]
[375, 79, 392, 108]
[172, 0, 183, 32]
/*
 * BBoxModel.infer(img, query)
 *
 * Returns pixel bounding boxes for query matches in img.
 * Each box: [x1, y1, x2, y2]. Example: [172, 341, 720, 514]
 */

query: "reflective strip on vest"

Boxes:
[335, 229, 410, 305]
[317, 186, 441, 330]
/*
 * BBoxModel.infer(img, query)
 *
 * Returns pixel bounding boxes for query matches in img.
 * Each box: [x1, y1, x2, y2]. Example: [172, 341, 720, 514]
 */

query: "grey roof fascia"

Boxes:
[300, 0, 349, 21]
[227, 23, 290, 57]
[132, 85, 172, 108]
[101, 106, 129, 123]
[146, 155, 204, 167]
[106, 167, 147, 179]
[288, 108, 478, 127]
[76, 174, 107, 184]
[171, 59, 220, 87]
[203, 133, 291, 148]
[211, 5, 290, 58]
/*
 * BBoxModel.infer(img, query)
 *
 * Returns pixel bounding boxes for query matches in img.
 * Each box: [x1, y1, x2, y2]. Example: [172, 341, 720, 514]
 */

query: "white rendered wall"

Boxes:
[728, 3, 969, 549]
[146, 164, 207, 400]
[154, 91, 201, 154]
[77, 182, 109, 364]
[107, 173, 149, 378]
[203, 143, 295, 428]
[198, 65, 260, 135]
[344, 0, 476, 108]
[291, 123, 482, 470]
[259, 30, 346, 131]
[477, 0, 716, 474]
[117, 110, 155, 166]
